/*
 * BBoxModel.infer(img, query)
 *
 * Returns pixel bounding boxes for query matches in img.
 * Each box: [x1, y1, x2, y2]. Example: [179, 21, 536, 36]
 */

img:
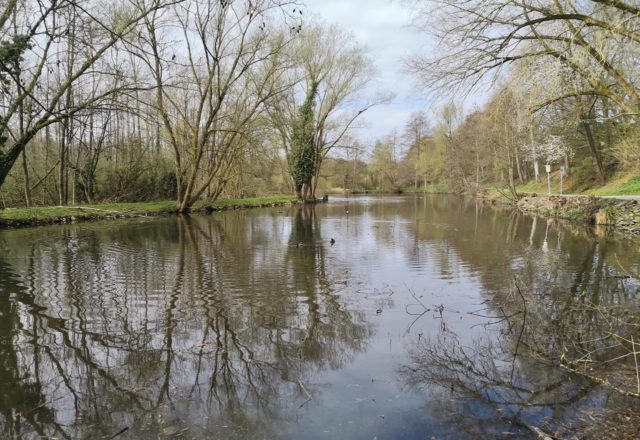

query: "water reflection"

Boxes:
[399, 322, 600, 438]
[390, 196, 640, 438]
[0, 196, 639, 439]
[0, 208, 372, 439]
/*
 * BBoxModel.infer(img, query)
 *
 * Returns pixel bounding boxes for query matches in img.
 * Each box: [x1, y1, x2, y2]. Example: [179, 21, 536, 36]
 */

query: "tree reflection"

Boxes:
[0, 211, 372, 438]
[385, 195, 640, 437]
[396, 196, 640, 387]
[2, 196, 639, 438]
[0, 259, 61, 439]
[399, 321, 637, 439]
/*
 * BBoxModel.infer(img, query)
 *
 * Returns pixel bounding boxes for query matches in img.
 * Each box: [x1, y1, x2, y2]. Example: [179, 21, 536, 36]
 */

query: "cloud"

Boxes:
[304, 0, 431, 147]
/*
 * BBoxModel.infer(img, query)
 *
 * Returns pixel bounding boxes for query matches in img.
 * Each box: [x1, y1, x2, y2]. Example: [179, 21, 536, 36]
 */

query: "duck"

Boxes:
[330, 238, 335, 245]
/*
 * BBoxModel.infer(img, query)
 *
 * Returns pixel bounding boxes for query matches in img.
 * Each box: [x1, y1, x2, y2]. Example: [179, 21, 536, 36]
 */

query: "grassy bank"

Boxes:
[586, 174, 640, 196]
[0, 195, 296, 228]
[513, 171, 640, 196]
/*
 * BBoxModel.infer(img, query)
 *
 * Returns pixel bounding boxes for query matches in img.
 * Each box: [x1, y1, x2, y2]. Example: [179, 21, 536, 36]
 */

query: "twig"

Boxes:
[108, 427, 129, 439]
[558, 362, 640, 398]
[404, 283, 428, 309]
[511, 281, 527, 383]
[496, 187, 517, 203]
[29, 159, 61, 191]
[519, 421, 554, 440]
[467, 310, 521, 320]
[298, 380, 312, 408]
[633, 336, 640, 395]
[614, 252, 639, 280]
[404, 310, 429, 335]
[470, 314, 519, 329]
[403, 284, 431, 335]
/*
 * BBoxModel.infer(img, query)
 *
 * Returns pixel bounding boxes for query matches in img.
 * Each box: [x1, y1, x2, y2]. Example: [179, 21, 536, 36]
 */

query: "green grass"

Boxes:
[0, 201, 172, 221]
[513, 171, 640, 197]
[0, 195, 296, 227]
[192, 194, 296, 209]
[514, 173, 577, 195]
[515, 181, 548, 194]
[586, 175, 640, 196]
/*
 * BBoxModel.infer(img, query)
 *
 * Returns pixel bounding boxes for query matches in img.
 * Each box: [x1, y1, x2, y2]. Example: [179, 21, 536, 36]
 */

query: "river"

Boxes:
[0, 195, 639, 439]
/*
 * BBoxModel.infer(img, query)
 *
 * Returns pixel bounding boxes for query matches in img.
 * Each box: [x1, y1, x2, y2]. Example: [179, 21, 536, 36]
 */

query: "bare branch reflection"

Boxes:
[401, 330, 598, 436]
[0, 209, 372, 439]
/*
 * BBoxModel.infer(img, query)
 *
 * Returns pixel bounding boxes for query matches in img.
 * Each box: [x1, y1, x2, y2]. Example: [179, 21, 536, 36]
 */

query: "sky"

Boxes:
[304, 0, 434, 147]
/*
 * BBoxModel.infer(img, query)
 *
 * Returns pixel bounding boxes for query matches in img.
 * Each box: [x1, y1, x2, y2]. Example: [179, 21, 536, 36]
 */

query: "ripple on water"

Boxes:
[1, 196, 639, 440]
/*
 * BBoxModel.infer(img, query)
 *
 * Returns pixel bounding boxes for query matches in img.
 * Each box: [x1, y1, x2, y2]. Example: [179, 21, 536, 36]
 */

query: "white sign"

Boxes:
[545, 164, 551, 173]
[560, 166, 565, 174]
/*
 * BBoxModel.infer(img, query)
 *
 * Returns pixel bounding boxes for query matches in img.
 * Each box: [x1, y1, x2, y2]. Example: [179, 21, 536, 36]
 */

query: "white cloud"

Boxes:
[302, 0, 491, 152]
[303, 0, 432, 148]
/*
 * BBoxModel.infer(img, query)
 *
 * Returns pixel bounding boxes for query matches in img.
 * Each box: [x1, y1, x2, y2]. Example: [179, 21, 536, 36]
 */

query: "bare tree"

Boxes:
[0, 0, 176, 191]
[407, 0, 640, 115]
[402, 110, 431, 190]
[135, 0, 294, 212]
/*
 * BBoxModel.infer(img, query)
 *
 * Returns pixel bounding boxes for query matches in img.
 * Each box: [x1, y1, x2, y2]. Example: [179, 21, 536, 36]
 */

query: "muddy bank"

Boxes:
[512, 194, 640, 234]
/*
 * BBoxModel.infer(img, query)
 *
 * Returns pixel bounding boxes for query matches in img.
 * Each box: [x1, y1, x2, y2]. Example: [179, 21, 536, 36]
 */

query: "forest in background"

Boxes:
[353, 0, 640, 197]
[0, 0, 382, 211]
[1, 0, 639, 211]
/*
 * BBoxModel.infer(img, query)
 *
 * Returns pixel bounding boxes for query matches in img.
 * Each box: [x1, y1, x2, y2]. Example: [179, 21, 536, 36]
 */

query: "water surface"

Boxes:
[1, 195, 639, 439]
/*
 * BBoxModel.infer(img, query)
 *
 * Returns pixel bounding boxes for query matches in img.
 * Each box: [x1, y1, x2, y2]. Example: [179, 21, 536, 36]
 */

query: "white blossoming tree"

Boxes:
[522, 135, 572, 177]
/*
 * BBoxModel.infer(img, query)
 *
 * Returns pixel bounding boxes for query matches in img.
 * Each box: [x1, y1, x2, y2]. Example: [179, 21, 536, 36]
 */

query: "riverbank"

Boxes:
[483, 191, 640, 235]
[0, 195, 297, 228]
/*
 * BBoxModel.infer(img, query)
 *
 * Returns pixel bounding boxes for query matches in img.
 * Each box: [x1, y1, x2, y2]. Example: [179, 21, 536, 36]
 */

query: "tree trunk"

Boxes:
[21, 150, 30, 207]
[0, 135, 33, 188]
[13, 5, 30, 207]
[530, 126, 539, 183]
[17, 83, 30, 207]
[582, 118, 606, 184]
[508, 166, 519, 201]
[515, 148, 527, 181]
[59, 11, 76, 206]
[415, 143, 420, 191]
[476, 150, 480, 188]
[59, 120, 68, 205]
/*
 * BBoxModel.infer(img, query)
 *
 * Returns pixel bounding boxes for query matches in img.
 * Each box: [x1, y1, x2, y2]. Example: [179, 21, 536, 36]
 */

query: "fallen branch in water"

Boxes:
[518, 420, 555, 440]
[108, 426, 129, 439]
[298, 380, 313, 408]
[633, 336, 640, 395]
[557, 362, 640, 398]
[614, 253, 639, 281]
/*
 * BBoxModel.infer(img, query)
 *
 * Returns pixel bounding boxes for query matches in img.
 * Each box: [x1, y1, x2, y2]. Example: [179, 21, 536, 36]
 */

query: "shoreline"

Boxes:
[0, 195, 297, 229]
[3, 192, 638, 236]
[481, 191, 640, 236]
